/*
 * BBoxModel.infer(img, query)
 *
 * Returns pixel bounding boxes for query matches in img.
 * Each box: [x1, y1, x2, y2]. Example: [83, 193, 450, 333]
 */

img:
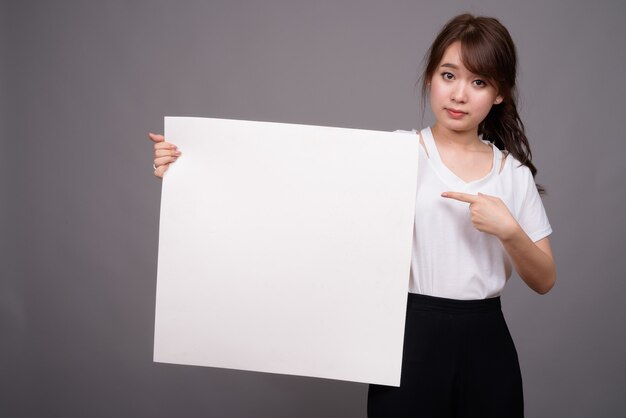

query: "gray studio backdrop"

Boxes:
[2, 0, 625, 417]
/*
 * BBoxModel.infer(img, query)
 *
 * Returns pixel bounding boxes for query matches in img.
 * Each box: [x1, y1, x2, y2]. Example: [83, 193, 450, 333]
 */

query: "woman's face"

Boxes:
[429, 41, 503, 136]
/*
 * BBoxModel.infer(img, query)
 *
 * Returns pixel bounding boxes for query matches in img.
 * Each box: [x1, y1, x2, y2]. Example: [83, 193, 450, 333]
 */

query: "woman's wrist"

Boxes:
[498, 220, 524, 243]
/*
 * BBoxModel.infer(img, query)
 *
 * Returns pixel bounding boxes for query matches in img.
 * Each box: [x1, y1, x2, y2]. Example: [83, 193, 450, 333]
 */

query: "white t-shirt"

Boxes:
[403, 127, 552, 300]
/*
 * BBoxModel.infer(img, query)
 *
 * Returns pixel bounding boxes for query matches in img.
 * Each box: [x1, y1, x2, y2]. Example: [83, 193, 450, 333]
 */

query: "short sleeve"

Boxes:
[516, 166, 553, 242]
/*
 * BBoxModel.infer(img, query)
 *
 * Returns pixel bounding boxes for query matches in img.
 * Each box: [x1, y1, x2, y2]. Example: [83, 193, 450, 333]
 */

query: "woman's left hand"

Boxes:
[441, 191, 520, 240]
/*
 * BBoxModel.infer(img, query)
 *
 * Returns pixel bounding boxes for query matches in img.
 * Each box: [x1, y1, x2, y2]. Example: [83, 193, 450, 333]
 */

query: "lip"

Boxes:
[445, 108, 467, 119]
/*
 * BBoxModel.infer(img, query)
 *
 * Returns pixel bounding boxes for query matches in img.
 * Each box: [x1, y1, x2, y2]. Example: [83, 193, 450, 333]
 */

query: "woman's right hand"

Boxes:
[149, 133, 182, 179]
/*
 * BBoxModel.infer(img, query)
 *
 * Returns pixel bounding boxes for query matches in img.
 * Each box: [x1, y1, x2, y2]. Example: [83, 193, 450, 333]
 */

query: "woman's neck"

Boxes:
[431, 123, 484, 151]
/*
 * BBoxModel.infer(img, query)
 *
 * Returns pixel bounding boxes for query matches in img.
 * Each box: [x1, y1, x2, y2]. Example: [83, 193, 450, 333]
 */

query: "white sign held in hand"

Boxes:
[154, 117, 418, 386]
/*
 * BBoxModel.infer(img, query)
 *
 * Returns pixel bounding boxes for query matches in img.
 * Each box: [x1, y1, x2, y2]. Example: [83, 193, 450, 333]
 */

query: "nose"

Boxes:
[451, 82, 468, 103]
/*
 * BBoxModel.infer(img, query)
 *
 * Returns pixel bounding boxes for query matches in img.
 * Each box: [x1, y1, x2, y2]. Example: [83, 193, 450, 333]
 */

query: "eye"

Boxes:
[441, 72, 455, 81]
[473, 79, 488, 87]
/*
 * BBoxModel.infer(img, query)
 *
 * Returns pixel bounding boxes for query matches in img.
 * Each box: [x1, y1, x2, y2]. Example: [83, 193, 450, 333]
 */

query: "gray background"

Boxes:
[1, 0, 625, 417]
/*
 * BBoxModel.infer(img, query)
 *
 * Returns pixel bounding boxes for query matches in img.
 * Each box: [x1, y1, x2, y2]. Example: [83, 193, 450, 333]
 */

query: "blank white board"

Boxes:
[154, 117, 419, 386]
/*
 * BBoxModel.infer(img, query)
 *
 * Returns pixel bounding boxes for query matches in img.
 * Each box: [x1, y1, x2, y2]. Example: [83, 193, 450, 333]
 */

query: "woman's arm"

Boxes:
[149, 133, 181, 178]
[500, 231, 555, 294]
[441, 191, 556, 294]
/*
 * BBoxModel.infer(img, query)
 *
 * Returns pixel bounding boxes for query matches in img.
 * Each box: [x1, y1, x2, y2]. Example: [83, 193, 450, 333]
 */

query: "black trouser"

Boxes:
[367, 293, 524, 418]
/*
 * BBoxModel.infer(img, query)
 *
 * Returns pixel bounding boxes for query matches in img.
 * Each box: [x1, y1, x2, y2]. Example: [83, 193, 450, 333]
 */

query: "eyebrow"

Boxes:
[440, 63, 459, 69]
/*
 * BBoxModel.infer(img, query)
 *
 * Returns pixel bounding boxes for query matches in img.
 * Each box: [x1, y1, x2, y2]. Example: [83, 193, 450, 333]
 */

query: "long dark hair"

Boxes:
[422, 13, 544, 194]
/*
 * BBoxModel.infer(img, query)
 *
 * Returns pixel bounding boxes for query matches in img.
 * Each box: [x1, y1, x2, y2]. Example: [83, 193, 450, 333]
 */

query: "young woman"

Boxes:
[149, 13, 556, 418]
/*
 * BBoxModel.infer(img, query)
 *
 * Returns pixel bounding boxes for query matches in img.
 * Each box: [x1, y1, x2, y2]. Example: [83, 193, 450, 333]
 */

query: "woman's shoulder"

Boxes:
[501, 150, 532, 176]
[498, 151, 538, 195]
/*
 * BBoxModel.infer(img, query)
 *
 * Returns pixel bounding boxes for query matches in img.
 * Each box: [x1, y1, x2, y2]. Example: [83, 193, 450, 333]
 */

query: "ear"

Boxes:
[494, 95, 503, 105]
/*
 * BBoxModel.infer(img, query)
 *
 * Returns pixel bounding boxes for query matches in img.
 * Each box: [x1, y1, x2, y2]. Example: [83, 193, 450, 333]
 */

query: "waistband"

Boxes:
[407, 292, 501, 314]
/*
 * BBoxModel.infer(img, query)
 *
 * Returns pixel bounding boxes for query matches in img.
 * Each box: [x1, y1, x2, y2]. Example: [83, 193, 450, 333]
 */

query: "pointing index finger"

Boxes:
[441, 191, 479, 204]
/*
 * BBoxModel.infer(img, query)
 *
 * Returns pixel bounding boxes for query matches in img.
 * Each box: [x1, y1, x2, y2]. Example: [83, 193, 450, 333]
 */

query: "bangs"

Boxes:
[457, 24, 516, 88]
[459, 33, 502, 84]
